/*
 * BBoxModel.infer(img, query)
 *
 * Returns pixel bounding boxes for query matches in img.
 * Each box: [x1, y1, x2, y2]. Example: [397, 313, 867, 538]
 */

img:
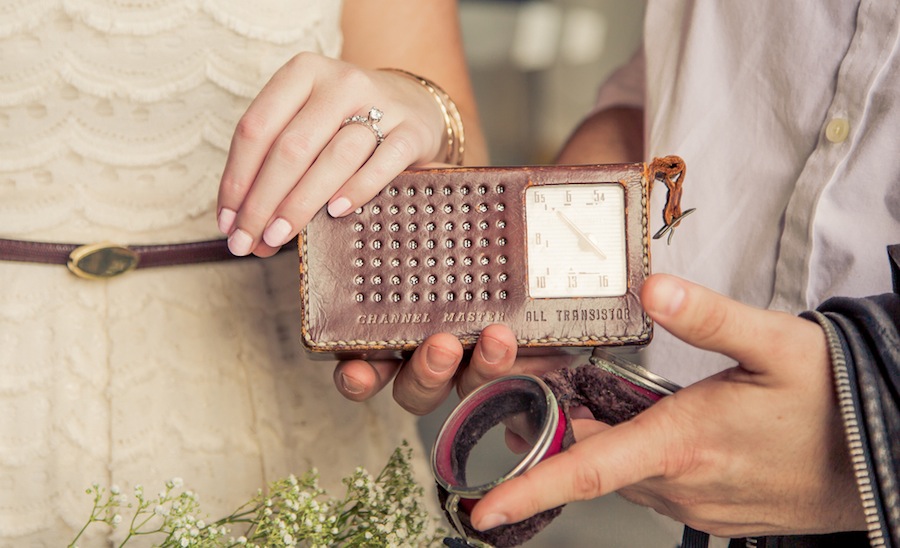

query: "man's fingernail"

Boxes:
[476, 513, 508, 531]
[327, 197, 352, 217]
[426, 345, 457, 374]
[340, 373, 365, 395]
[227, 229, 253, 256]
[263, 218, 292, 247]
[217, 208, 236, 234]
[648, 275, 686, 317]
[479, 335, 508, 364]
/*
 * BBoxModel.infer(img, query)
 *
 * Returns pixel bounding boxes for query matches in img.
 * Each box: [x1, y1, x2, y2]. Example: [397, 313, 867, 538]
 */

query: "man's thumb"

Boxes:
[640, 274, 788, 372]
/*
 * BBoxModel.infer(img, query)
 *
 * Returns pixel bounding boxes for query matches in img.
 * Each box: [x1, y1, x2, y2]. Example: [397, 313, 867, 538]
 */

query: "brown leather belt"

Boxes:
[0, 237, 287, 280]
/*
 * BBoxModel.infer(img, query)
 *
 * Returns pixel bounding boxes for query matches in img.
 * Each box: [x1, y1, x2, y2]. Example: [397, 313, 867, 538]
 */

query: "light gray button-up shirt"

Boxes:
[596, 0, 900, 384]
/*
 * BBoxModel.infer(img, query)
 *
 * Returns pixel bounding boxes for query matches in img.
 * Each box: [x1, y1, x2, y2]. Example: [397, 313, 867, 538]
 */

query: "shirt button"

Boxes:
[825, 118, 850, 143]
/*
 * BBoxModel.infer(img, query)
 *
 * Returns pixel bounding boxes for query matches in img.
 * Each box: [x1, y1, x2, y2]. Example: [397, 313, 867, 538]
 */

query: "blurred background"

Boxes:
[460, 0, 645, 165]
[417, 1, 685, 546]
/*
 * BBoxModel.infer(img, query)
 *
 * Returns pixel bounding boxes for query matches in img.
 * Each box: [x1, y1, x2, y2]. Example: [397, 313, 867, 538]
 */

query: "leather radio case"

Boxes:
[298, 163, 655, 360]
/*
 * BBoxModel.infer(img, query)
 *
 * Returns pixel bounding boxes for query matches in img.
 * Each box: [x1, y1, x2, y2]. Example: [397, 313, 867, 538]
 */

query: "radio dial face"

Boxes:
[525, 184, 627, 299]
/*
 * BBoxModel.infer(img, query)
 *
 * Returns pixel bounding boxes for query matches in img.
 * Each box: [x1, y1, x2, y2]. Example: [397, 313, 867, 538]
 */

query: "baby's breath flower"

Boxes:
[68, 440, 444, 548]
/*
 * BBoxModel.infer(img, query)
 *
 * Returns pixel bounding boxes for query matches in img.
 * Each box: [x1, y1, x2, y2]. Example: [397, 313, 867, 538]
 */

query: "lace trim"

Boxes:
[0, 148, 223, 235]
[62, 0, 200, 36]
[0, 0, 55, 38]
[0, 0, 325, 39]
[0, 50, 305, 108]
[0, 114, 235, 169]
[1, 0, 331, 104]
[1, 58, 319, 113]
[202, 0, 324, 45]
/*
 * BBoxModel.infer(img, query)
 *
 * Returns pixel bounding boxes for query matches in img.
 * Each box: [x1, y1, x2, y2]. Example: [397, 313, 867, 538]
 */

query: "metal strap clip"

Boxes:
[443, 493, 493, 547]
[649, 155, 696, 244]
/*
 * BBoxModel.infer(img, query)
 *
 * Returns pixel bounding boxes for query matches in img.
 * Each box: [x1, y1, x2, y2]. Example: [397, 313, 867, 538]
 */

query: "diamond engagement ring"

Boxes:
[341, 107, 385, 145]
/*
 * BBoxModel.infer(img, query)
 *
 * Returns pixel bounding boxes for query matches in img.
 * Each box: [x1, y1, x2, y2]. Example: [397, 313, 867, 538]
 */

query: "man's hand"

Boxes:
[466, 274, 866, 538]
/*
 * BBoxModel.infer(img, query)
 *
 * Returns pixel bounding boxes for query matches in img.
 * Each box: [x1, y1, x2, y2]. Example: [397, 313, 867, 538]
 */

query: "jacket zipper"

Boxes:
[810, 311, 886, 547]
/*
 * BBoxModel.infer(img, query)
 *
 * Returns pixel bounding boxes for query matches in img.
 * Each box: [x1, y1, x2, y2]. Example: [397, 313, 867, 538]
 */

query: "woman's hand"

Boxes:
[216, 56, 450, 257]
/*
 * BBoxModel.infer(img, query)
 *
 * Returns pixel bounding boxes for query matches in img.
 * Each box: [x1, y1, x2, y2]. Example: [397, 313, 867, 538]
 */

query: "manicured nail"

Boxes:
[340, 373, 365, 395]
[476, 513, 508, 531]
[217, 208, 236, 234]
[647, 275, 686, 317]
[426, 345, 457, 374]
[263, 218, 293, 247]
[479, 335, 508, 364]
[227, 229, 253, 256]
[327, 197, 352, 217]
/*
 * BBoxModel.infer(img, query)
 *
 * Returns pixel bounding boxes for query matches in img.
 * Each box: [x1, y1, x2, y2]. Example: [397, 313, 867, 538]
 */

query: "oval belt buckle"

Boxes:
[67, 242, 140, 280]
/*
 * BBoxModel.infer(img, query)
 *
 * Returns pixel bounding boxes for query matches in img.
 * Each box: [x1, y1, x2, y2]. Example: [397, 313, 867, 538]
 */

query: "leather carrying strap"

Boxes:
[440, 364, 710, 547]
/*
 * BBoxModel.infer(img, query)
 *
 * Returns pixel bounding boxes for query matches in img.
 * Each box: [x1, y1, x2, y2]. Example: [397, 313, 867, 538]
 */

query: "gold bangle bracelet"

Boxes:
[380, 68, 466, 165]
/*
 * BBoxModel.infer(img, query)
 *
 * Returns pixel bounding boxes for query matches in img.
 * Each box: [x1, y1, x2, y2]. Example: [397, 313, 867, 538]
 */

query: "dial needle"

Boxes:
[556, 210, 606, 260]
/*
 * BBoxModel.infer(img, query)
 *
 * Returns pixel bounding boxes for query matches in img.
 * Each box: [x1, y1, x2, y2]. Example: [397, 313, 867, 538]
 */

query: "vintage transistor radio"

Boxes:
[298, 158, 689, 360]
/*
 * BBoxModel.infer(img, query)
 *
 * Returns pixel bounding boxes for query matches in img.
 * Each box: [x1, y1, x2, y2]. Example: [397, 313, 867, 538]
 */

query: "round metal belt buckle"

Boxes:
[67, 242, 140, 279]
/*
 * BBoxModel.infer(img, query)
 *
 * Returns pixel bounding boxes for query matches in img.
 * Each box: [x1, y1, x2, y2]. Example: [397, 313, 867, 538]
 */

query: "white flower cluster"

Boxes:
[68, 441, 445, 548]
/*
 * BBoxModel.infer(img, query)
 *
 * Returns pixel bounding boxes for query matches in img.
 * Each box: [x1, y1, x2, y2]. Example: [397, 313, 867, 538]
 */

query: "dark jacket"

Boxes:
[732, 245, 900, 548]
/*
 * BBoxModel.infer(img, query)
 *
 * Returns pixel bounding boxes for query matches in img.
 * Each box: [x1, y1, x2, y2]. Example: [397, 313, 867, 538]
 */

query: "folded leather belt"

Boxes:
[0, 237, 288, 279]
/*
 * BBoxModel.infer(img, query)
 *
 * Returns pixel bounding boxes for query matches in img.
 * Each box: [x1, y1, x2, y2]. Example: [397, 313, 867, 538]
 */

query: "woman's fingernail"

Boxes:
[263, 218, 293, 247]
[327, 197, 352, 217]
[227, 229, 253, 256]
[217, 208, 236, 234]
[476, 513, 508, 531]
[647, 275, 686, 317]
[479, 335, 508, 364]
[426, 345, 457, 374]
[340, 373, 365, 395]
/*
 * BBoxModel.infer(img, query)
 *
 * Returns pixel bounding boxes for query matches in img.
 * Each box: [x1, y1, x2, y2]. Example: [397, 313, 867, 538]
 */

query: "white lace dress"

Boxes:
[0, 1, 430, 545]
